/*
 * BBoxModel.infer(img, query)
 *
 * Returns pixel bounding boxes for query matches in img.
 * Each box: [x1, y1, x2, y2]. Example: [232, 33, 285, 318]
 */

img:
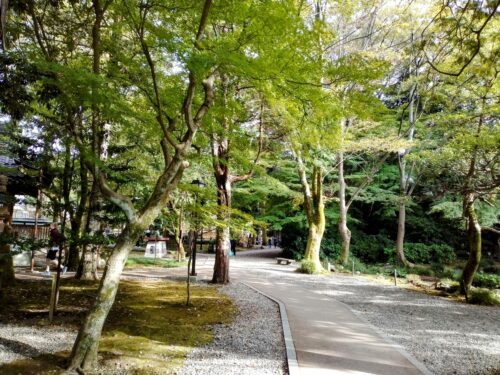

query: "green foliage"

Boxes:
[13, 237, 49, 254]
[389, 267, 408, 278]
[468, 289, 500, 306]
[472, 273, 500, 289]
[482, 265, 500, 276]
[384, 242, 455, 265]
[410, 265, 435, 277]
[351, 234, 392, 263]
[297, 260, 318, 274]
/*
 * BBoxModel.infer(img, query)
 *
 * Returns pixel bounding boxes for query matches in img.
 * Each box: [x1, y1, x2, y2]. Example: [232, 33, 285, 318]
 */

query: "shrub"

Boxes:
[320, 239, 341, 262]
[472, 272, 500, 289]
[297, 260, 318, 274]
[364, 265, 383, 275]
[351, 234, 393, 263]
[468, 289, 500, 306]
[482, 265, 500, 276]
[410, 265, 434, 277]
[383, 266, 407, 278]
[383, 242, 456, 265]
[441, 268, 457, 279]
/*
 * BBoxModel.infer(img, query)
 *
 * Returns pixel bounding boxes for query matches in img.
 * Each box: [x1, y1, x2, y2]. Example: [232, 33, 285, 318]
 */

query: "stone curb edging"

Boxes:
[336, 297, 434, 375]
[241, 282, 300, 375]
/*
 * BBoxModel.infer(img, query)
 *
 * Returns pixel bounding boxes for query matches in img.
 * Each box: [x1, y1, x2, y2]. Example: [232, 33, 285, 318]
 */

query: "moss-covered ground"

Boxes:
[125, 254, 186, 268]
[0, 278, 236, 374]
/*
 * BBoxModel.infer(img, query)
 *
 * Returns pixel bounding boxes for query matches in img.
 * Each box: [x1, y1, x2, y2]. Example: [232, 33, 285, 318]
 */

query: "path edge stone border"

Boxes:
[241, 282, 299, 375]
[335, 297, 434, 375]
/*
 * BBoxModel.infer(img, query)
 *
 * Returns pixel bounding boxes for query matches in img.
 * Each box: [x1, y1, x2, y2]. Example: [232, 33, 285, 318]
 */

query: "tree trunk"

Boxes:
[67, 222, 143, 372]
[175, 208, 185, 261]
[67, 158, 89, 271]
[211, 74, 231, 284]
[395, 190, 412, 267]
[460, 195, 481, 297]
[212, 165, 231, 284]
[0, 222, 15, 287]
[395, 80, 417, 268]
[297, 154, 324, 273]
[79, 245, 97, 281]
[262, 225, 268, 247]
[304, 222, 324, 271]
[213, 225, 230, 284]
[338, 150, 351, 264]
[77, 178, 99, 281]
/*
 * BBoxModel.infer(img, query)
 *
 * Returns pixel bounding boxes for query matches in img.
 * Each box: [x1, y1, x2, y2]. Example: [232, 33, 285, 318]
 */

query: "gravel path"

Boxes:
[312, 274, 500, 375]
[177, 282, 287, 375]
[0, 324, 75, 364]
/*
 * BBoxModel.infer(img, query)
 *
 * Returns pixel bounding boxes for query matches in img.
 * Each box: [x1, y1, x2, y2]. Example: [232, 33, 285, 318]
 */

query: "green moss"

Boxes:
[125, 255, 186, 269]
[0, 279, 236, 375]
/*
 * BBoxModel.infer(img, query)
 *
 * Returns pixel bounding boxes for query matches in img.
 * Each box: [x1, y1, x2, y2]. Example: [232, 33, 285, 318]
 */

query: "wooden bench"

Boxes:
[276, 257, 293, 265]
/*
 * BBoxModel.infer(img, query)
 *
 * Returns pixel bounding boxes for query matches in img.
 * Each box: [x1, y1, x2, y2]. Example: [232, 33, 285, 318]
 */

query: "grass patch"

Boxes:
[468, 288, 500, 306]
[125, 255, 186, 268]
[297, 259, 319, 274]
[0, 279, 236, 374]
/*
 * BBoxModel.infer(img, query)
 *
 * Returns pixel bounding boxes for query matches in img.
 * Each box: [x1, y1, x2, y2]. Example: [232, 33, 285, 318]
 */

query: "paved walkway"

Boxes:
[161, 248, 431, 375]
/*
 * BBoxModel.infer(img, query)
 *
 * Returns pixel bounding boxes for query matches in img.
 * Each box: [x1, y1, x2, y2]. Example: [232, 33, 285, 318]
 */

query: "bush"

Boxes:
[410, 265, 434, 277]
[364, 265, 383, 275]
[383, 266, 407, 278]
[351, 234, 393, 263]
[383, 242, 456, 265]
[472, 272, 500, 289]
[468, 289, 500, 306]
[482, 265, 500, 276]
[441, 268, 458, 279]
[297, 260, 318, 274]
[320, 239, 341, 262]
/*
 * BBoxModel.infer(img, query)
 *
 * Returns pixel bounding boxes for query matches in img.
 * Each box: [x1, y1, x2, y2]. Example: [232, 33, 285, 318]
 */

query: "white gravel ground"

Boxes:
[310, 274, 500, 375]
[177, 282, 287, 375]
[0, 324, 75, 364]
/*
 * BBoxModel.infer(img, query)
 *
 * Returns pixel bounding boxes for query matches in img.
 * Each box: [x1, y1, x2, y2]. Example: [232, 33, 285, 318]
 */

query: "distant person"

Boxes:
[273, 237, 278, 248]
[230, 239, 237, 256]
[268, 238, 272, 249]
[44, 223, 64, 275]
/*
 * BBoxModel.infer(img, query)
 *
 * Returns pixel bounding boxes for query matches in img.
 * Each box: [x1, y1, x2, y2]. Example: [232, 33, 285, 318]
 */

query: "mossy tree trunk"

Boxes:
[297, 154, 324, 273]
[66, 0, 215, 371]
[0, 220, 15, 288]
[459, 121, 483, 298]
[460, 193, 481, 297]
[67, 221, 144, 370]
